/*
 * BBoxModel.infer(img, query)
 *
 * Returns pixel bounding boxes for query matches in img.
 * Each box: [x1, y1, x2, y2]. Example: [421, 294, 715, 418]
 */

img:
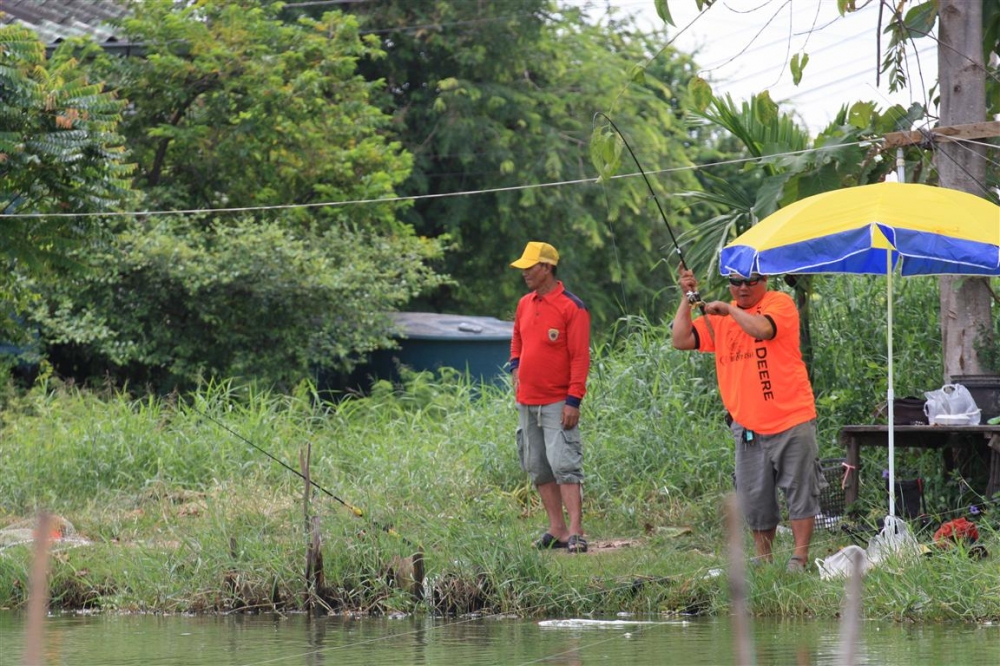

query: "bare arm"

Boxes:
[702, 300, 775, 340]
[671, 269, 698, 350]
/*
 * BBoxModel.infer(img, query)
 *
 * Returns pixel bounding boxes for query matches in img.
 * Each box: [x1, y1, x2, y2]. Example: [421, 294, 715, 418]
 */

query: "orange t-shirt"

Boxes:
[692, 290, 816, 435]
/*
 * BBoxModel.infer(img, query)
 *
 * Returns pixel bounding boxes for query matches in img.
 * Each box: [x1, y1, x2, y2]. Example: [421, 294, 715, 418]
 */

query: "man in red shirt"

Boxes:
[671, 268, 820, 573]
[509, 242, 591, 554]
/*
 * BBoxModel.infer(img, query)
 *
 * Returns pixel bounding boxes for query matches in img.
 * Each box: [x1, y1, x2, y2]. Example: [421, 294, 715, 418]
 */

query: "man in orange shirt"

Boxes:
[509, 241, 591, 554]
[671, 268, 820, 572]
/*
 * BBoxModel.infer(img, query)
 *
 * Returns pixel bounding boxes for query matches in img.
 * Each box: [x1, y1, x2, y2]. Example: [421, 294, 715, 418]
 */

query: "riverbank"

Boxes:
[1, 305, 996, 621]
[1, 488, 996, 622]
[0, 381, 996, 622]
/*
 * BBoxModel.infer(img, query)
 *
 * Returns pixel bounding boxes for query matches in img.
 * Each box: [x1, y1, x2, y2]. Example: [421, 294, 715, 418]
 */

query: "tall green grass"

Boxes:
[0, 275, 997, 618]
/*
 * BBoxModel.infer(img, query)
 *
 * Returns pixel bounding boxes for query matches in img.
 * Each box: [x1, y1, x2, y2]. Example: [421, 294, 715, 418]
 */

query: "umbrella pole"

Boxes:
[887, 251, 896, 519]
[887, 148, 903, 519]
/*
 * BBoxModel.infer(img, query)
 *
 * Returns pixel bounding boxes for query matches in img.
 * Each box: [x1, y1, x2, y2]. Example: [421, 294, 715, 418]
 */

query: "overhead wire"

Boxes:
[954, 138, 1000, 172]
[927, 133, 1000, 204]
[646, 0, 940, 132]
[10, 133, 994, 224]
[0, 141, 873, 220]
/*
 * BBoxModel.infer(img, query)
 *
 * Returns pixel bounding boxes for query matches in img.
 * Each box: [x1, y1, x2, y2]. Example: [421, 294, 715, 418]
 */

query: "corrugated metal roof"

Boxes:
[389, 313, 513, 341]
[1, 0, 132, 48]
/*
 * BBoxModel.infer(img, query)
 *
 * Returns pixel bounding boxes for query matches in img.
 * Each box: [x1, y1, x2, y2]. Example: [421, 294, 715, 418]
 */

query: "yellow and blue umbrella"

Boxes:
[720, 182, 1000, 278]
[719, 182, 1000, 519]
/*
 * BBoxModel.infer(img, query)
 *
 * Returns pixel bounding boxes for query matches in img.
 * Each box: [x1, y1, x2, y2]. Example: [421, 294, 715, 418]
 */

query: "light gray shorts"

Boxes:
[732, 419, 822, 530]
[516, 402, 583, 485]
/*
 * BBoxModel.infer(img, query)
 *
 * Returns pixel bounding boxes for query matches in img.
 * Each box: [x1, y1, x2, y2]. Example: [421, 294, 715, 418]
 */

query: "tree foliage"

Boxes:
[0, 24, 135, 342]
[25, 1, 449, 391]
[343, 1, 710, 329]
[31, 215, 447, 392]
[77, 0, 407, 225]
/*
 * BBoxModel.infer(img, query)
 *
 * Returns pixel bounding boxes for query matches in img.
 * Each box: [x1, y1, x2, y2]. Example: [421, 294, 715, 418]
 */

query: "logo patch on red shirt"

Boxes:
[548, 328, 559, 341]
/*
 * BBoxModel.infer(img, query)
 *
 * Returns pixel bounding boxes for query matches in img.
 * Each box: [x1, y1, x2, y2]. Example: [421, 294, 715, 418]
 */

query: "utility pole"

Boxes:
[935, 1, 994, 380]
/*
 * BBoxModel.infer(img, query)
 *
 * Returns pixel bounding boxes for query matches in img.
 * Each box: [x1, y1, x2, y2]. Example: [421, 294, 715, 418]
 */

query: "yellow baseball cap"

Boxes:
[510, 242, 559, 269]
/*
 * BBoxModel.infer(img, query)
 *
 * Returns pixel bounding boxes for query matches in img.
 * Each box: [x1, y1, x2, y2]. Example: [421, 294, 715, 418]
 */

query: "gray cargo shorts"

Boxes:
[516, 402, 583, 485]
[732, 419, 822, 530]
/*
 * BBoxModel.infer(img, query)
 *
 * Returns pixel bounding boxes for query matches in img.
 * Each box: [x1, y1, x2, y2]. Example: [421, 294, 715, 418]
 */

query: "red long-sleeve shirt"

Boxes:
[509, 281, 590, 406]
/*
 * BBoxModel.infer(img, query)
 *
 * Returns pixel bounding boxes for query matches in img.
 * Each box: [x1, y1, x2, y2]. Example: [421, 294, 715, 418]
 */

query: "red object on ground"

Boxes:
[934, 517, 979, 544]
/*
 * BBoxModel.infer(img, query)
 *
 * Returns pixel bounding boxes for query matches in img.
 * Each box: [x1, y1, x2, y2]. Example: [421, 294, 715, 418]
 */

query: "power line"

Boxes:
[8, 138, 997, 221]
[0, 143, 872, 219]
[584, 0, 943, 132]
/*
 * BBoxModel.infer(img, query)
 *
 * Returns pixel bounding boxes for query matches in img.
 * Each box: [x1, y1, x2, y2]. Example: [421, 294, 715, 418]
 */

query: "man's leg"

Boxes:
[776, 420, 820, 567]
[560, 482, 583, 537]
[539, 401, 583, 540]
[734, 421, 779, 561]
[537, 481, 569, 541]
[752, 527, 776, 560]
[790, 516, 815, 561]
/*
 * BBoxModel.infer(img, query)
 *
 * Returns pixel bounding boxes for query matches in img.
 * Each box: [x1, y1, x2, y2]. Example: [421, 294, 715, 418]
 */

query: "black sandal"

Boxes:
[567, 534, 588, 554]
[534, 532, 568, 549]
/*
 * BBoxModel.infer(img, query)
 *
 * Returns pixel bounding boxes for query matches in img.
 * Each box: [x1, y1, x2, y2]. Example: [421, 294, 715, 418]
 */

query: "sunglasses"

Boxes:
[728, 277, 762, 287]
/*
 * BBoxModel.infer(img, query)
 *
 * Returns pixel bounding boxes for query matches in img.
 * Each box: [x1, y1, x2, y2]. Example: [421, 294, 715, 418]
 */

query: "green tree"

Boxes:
[85, 0, 408, 224]
[345, 1, 709, 330]
[0, 25, 135, 343]
[28, 1, 449, 391]
[32, 215, 446, 392]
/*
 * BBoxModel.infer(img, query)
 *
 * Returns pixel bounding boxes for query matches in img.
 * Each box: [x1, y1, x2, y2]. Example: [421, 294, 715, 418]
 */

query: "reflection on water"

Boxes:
[1, 612, 999, 665]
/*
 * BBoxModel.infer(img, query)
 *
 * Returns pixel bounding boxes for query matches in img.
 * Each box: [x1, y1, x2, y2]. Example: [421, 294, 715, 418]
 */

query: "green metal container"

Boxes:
[371, 313, 513, 383]
[323, 313, 514, 395]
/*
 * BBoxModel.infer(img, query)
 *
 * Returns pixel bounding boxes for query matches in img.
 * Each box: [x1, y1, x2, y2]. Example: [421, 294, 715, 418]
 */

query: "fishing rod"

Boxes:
[192, 405, 414, 547]
[593, 111, 708, 311]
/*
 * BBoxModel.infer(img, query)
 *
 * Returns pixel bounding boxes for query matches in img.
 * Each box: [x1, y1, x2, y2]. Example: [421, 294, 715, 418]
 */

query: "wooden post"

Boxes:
[882, 120, 1000, 149]
[935, 2, 995, 381]
[835, 547, 864, 665]
[301, 443, 324, 609]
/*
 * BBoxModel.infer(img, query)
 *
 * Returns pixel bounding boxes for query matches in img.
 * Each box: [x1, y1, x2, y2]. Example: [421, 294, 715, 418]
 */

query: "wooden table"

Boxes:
[838, 424, 1000, 506]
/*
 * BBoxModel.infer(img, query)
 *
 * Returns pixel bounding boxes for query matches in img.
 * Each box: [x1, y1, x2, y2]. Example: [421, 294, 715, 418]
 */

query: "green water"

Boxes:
[1, 612, 998, 665]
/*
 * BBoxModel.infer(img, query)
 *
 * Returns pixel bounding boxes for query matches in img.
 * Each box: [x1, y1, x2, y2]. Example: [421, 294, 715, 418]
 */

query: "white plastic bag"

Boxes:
[816, 544, 869, 580]
[817, 516, 921, 580]
[923, 384, 981, 425]
[866, 515, 921, 565]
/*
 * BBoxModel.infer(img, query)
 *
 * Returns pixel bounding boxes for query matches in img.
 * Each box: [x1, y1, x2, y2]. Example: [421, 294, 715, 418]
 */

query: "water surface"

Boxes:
[1, 612, 998, 665]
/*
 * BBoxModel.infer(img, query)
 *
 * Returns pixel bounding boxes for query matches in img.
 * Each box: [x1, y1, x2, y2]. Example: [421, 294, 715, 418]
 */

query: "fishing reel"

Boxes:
[685, 290, 705, 308]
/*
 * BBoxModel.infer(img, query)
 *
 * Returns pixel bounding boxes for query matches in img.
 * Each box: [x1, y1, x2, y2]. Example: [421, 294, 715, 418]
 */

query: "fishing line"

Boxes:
[191, 404, 415, 547]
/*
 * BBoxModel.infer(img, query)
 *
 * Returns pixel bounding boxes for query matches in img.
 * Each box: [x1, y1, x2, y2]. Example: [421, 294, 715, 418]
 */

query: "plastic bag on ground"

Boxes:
[816, 516, 921, 580]
[816, 544, 869, 580]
